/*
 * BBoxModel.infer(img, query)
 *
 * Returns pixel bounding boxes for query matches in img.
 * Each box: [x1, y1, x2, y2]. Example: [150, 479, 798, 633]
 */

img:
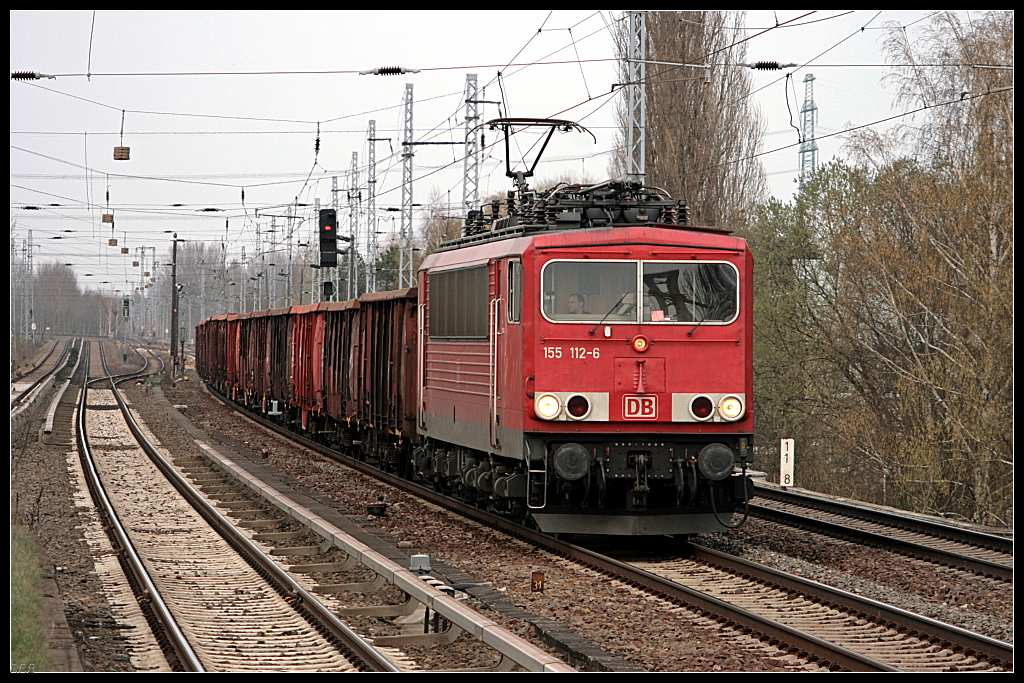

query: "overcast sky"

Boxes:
[10, 10, 973, 295]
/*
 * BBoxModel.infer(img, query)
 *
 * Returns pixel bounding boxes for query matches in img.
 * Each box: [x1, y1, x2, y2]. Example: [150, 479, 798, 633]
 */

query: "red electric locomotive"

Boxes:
[196, 119, 755, 536]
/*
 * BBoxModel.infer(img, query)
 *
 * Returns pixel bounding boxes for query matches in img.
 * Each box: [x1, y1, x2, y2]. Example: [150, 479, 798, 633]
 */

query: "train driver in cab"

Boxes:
[567, 293, 588, 315]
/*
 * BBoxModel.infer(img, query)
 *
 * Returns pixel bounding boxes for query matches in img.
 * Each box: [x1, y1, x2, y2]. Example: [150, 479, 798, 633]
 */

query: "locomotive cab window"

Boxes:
[541, 259, 740, 325]
[507, 259, 522, 324]
[642, 262, 739, 324]
[542, 260, 637, 322]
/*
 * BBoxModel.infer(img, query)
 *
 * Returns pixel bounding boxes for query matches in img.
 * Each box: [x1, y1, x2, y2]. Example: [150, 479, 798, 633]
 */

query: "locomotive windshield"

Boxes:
[542, 261, 637, 322]
[541, 259, 739, 325]
[642, 262, 738, 323]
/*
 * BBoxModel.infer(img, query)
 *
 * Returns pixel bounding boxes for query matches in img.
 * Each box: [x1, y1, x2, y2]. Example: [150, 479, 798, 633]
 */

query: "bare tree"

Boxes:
[613, 11, 767, 228]
[12, 261, 123, 338]
[420, 187, 464, 256]
[746, 12, 1012, 525]
[835, 12, 1013, 526]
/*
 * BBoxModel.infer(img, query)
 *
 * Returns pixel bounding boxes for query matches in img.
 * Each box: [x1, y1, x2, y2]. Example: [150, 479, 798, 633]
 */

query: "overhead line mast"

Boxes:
[348, 152, 360, 300]
[400, 83, 414, 289]
[367, 120, 382, 296]
[463, 74, 481, 218]
[625, 11, 647, 184]
[799, 74, 819, 188]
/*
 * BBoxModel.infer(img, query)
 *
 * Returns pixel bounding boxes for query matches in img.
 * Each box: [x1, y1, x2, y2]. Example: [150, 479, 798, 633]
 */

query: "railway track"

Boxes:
[628, 544, 1011, 672]
[74, 342, 576, 672]
[518, 531, 1012, 672]
[749, 485, 1012, 582]
[194, 378, 1011, 672]
[75, 343, 400, 672]
[11, 337, 77, 416]
[148, 388, 576, 671]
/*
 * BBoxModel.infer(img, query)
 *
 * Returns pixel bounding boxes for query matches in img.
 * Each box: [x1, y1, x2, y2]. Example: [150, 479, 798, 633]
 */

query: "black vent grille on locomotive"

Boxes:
[428, 265, 488, 339]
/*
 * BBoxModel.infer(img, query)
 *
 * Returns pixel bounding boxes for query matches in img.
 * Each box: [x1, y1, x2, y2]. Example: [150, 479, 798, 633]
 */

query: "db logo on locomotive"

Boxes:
[623, 394, 658, 420]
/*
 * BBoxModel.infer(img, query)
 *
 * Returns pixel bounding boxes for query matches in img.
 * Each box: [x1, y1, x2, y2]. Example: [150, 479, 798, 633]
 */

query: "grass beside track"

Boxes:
[10, 525, 51, 673]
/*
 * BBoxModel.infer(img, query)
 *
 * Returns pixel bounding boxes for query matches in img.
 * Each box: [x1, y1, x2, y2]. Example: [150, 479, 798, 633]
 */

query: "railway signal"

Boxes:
[319, 209, 338, 268]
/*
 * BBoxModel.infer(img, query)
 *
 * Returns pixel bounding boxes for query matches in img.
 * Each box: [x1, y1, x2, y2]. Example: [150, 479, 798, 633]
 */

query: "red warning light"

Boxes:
[319, 209, 339, 268]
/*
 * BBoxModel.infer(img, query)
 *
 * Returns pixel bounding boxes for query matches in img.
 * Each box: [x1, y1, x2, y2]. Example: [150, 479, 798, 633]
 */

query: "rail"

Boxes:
[197, 383, 575, 672]
[76, 342, 204, 671]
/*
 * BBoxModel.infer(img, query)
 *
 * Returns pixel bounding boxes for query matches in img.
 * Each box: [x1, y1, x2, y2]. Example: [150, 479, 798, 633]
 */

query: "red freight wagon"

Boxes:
[195, 313, 229, 389]
[349, 288, 419, 468]
[320, 299, 360, 433]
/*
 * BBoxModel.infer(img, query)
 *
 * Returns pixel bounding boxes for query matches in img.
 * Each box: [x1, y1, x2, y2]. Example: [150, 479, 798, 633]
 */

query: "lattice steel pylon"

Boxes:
[625, 11, 647, 184]
[367, 119, 384, 295]
[399, 83, 414, 289]
[348, 152, 361, 300]
[799, 73, 819, 188]
[462, 74, 480, 217]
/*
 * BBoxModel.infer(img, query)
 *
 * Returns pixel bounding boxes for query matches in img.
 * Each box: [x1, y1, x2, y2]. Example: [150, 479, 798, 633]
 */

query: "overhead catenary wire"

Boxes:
[14, 13, 616, 291]
[13, 11, 1007, 294]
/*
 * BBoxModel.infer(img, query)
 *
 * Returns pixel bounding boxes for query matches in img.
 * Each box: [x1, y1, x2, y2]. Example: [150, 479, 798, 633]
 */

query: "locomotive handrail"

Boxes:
[488, 296, 504, 450]
[417, 303, 427, 431]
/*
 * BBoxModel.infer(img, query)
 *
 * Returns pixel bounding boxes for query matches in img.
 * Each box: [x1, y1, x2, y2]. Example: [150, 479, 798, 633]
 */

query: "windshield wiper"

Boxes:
[687, 307, 710, 336]
[687, 296, 721, 336]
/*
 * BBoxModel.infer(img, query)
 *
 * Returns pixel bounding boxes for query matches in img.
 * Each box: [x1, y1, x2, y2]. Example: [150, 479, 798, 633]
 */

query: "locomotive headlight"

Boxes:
[718, 395, 744, 421]
[535, 393, 562, 420]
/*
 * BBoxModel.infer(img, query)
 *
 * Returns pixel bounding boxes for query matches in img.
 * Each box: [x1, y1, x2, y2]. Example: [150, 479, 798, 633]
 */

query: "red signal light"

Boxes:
[566, 394, 591, 419]
[319, 208, 338, 267]
[690, 395, 714, 420]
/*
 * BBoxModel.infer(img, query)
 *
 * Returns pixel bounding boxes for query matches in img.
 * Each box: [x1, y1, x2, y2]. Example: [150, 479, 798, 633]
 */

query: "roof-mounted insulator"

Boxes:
[360, 66, 421, 76]
[740, 61, 798, 71]
[11, 71, 56, 80]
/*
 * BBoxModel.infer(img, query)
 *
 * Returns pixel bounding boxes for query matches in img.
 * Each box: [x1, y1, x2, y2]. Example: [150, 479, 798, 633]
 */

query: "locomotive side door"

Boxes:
[490, 257, 523, 455]
[489, 260, 503, 449]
